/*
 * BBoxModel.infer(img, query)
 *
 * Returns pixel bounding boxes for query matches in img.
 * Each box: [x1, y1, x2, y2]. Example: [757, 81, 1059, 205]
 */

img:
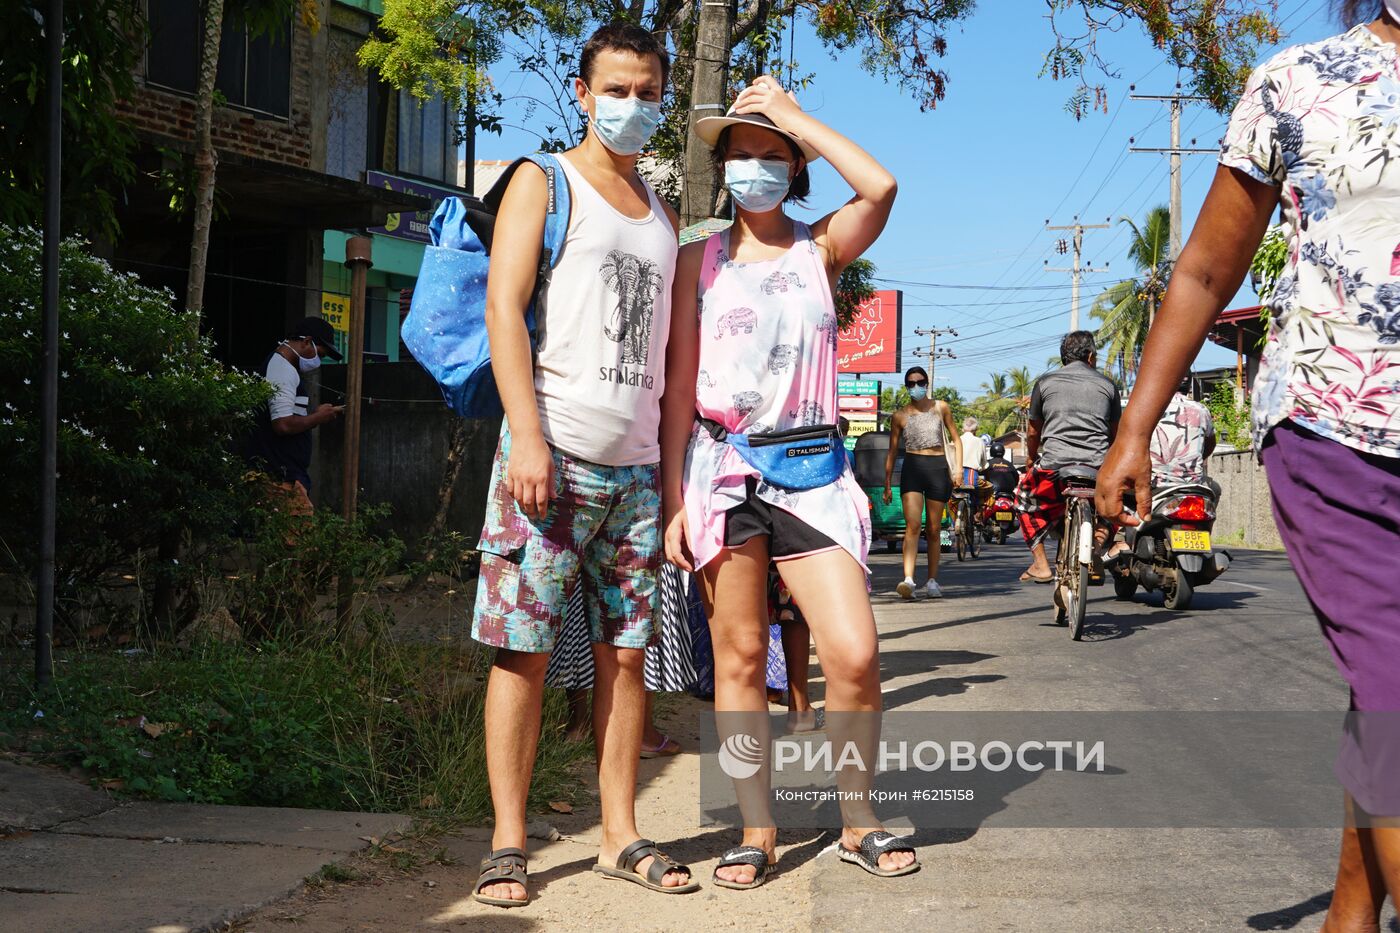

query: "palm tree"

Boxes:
[980, 371, 1009, 399]
[1006, 366, 1035, 436]
[1091, 205, 1170, 384]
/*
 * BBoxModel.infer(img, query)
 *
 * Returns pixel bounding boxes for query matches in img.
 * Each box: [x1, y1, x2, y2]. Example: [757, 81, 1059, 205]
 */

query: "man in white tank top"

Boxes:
[469, 22, 696, 908]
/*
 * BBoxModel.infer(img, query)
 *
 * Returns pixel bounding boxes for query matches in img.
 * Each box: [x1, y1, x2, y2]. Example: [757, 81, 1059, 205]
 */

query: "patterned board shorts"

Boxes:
[471, 425, 662, 653]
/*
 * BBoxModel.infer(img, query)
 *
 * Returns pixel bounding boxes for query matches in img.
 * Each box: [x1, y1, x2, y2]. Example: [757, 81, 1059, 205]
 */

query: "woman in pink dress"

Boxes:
[659, 75, 913, 888]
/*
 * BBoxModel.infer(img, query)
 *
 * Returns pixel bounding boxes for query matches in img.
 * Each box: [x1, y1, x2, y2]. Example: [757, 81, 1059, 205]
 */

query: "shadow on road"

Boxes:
[1245, 891, 1333, 930]
[1071, 587, 1261, 642]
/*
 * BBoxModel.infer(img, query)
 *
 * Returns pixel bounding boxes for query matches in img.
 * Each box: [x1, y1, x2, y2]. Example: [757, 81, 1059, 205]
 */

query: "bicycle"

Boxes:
[952, 486, 980, 562]
[1050, 465, 1100, 640]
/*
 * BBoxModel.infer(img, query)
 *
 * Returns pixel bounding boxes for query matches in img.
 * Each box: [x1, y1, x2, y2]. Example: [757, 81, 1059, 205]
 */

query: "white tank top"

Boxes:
[532, 155, 677, 466]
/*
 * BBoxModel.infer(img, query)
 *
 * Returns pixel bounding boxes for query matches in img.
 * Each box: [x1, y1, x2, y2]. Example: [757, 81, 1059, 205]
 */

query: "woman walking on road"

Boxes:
[1097, 2, 1400, 926]
[884, 366, 962, 599]
[659, 75, 916, 888]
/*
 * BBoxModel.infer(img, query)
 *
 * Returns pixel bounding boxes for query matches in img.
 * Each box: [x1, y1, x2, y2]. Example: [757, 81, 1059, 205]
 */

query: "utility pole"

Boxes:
[681, 0, 733, 227]
[912, 326, 957, 383]
[1044, 217, 1109, 332]
[36, 0, 63, 688]
[1129, 86, 1215, 264]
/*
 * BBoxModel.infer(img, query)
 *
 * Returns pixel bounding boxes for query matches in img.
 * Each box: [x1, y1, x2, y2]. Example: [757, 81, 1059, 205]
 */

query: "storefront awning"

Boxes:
[127, 134, 430, 230]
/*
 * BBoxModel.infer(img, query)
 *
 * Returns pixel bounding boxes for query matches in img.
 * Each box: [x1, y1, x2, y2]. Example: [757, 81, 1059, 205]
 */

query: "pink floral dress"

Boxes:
[681, 222, 871, 570]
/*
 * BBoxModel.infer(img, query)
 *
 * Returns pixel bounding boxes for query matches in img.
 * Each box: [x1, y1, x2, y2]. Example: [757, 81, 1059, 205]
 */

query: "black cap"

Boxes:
[290, 316, 343, 360]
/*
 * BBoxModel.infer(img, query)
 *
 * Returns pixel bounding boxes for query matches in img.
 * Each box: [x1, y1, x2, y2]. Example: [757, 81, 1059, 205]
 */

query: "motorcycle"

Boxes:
[981, 491, 1017, 544]
[1110, 481, 1231, 611]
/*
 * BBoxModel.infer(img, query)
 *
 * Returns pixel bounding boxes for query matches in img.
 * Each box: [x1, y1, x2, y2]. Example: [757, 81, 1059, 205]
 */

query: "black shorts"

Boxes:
[724, 478, 840, 559]
[900, 453, 951, 502]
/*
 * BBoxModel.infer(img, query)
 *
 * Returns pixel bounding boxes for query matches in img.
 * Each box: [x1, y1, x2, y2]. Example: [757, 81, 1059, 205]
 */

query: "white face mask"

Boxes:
[282, 340, 322, 373]
[585, 87, 662, 155]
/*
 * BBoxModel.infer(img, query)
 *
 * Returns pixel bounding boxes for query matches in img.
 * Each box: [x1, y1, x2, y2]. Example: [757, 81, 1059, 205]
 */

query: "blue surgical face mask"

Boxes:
[586, 88, 662, 155]
[908, 385, 928, 401]
[724, 158, 792, 213]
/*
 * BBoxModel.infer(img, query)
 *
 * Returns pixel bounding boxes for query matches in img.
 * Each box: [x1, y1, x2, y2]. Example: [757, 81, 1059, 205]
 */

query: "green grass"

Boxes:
[0, 637, 591, 821]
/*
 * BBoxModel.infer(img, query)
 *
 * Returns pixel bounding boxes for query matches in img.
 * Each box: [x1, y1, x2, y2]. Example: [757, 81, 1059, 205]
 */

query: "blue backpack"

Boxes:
[401, 153, 571, 418]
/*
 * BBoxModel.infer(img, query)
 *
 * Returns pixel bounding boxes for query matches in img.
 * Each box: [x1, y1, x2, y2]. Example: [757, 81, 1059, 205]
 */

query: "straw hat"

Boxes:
[694, 108, 821, 162]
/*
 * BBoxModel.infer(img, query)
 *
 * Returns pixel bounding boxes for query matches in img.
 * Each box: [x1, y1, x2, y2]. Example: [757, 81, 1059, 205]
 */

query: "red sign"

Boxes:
[838, 290, 902, 374]
[839, 395, 877, 412]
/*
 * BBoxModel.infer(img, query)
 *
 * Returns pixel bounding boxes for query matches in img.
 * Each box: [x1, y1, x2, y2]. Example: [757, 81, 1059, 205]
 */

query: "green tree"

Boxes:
[0, 0, 144, 240]
[0, 226, 271, 625]
[1090, 204, 1170, 384]
[362, 0, 1280, 213]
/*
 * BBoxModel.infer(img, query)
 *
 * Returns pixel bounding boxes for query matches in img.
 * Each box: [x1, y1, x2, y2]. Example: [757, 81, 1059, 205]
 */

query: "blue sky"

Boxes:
[476, 0, 1341, 398]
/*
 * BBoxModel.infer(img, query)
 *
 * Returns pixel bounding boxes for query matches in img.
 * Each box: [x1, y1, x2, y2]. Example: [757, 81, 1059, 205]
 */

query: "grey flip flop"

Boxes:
[593, 838, 700, 894]
[712, 845, 775, 890]
[837, 831, 920, 878]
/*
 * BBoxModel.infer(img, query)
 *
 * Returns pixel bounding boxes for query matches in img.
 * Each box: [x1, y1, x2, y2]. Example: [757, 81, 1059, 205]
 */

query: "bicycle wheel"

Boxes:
[967, 502, 981, 559]
[1066, 500, 1090, 640]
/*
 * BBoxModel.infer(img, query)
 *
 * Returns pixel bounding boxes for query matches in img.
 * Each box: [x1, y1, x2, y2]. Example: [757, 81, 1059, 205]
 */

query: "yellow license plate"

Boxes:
[1169, 530, 1211, 552]
[995, 511, 1014, 521]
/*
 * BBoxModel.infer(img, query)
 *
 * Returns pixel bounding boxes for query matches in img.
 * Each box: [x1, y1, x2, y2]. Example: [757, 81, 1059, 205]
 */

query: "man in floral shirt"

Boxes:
[1149, 390, 1216, 484]
[1097, 9, 1400, 926]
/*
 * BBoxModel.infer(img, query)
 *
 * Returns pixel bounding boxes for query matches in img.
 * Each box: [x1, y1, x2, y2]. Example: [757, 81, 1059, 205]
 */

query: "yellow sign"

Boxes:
[845, 418, 879, 439]
[321, 292, 349, 334]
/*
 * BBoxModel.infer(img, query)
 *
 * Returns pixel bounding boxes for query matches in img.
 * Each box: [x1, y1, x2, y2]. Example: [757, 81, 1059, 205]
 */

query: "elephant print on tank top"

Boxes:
[600, 249, 664, 366]
[717, 307, 758, 338]
[767, 345, 799, 374]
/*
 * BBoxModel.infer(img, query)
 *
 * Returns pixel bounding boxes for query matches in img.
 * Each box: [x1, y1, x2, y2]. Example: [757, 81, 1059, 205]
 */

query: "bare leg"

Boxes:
[593, 644, 689, 887]
[481, 648, 550, 902]
[899, 491, 925, 584]
[1026, 540, 1052, 578]
[701, 537, 778, 885]
[564, 687, 592, 742]
[776, 549, 917, 874]
[1322, 794, 1392, 933]
[782, 620, 813, 712]
[924, 498, 946, 582]
[781, 619, 816, 731]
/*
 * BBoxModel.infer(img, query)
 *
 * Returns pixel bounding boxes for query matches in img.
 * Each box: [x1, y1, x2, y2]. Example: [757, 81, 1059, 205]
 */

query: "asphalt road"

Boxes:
[805, 537, 1398, 932]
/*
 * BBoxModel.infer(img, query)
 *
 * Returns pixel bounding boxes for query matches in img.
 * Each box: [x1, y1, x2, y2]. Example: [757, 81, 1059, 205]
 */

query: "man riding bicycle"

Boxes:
[1018, 331, 1122, 583]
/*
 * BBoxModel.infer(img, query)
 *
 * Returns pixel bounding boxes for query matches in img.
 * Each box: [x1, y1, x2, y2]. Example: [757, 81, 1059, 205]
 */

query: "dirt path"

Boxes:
[236, 695, 820, 932]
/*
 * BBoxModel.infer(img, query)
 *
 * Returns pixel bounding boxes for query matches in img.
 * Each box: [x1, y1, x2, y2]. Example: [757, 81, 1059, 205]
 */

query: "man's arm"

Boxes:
[271, 406, 340, 436]
[267, 369, 340, 436]
[1025, 382, 1044, 465]
[485, 163, 551, 519]
[1025, 419, 1042, 466]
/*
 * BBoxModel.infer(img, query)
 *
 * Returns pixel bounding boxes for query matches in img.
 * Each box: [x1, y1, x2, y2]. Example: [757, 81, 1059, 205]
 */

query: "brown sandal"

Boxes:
[474, 847, 529, 907]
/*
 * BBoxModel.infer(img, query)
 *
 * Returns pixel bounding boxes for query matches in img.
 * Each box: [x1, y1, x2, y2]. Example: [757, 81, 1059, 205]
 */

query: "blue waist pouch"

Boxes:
[700, 417, 846, 491]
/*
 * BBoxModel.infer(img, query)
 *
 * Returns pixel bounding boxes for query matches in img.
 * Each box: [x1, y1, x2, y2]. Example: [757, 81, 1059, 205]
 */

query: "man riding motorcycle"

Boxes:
[984, 442, 1020, 495]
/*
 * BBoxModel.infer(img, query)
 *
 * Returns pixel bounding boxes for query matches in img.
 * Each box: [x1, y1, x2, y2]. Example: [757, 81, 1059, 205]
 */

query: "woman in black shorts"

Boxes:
[883, 366, 962, 599]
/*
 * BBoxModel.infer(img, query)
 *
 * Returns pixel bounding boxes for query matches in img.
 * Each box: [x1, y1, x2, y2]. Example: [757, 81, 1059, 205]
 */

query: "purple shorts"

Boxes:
[1262, 420, 1400, 814]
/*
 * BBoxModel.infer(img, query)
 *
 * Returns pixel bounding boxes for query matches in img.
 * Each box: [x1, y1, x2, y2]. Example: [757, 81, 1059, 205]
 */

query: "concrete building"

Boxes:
[112, 0, 425, 370]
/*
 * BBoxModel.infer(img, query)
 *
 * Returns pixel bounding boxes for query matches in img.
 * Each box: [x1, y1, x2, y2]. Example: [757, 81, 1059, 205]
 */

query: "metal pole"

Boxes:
[337, 236, 372, 626]
[1070, 227, 1083, 331]
[1170, 97, 1183, 263]
[36, 0, 63, 688]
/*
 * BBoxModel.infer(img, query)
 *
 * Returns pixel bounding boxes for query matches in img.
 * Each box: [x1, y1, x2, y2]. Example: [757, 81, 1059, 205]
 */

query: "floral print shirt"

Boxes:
[1150, 393, 1216, 483]
[1221, 25, 1400, 458]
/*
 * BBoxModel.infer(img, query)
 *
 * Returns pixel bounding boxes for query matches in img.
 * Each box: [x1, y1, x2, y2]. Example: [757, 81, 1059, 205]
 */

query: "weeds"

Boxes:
[0, 635, 590, 821]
